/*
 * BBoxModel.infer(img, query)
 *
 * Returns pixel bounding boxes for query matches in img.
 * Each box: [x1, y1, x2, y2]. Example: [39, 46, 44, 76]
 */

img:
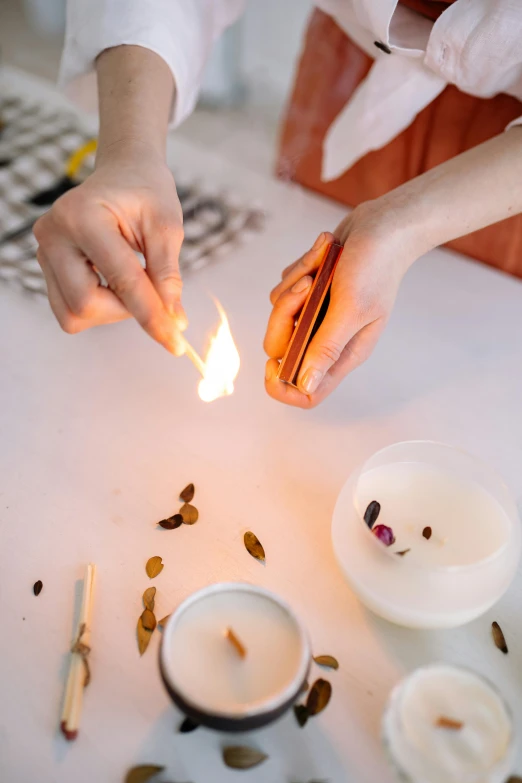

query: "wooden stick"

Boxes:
[61, 564, 96, 740]
[225, 627, 247, 659]
[183, 338, 206, 377]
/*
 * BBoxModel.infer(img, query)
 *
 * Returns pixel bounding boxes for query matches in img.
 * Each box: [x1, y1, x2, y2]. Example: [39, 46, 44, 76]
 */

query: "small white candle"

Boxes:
[159, 583, 310, 731]
[383, 665, 515, 783]
[332, 442, 521, 628]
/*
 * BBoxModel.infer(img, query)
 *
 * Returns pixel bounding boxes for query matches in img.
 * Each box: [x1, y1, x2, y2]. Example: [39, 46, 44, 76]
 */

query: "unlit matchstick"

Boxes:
[225, 627, 247, 658]
[183, 338, 206, 377]
[61, 563, 95, 741]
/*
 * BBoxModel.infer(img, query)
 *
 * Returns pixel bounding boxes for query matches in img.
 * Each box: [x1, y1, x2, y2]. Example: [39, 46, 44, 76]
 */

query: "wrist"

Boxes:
[95, 137, 166, 170]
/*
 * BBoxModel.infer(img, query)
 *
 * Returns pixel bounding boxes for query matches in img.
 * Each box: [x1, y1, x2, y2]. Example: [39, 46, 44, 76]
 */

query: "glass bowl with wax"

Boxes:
[159, 583, 311, 731]
[332, 441, 521, 628]
[382, 664, 516, 783]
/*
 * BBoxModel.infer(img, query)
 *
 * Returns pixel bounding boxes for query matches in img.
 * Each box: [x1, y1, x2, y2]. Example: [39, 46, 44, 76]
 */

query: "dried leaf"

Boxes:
[158, 614, 171, 629]
[492, 621, 508, 654]
[313, 655, 339, 671]
[364, 500, 381, 529]
[33, 580, 43, 596]
[422, 526, 432, 540]
[146, 556, 164, 579]
[179, 716, 199, 733]
[244, 531, 265, 563]
[158, 514, 183, 530]
[180, 503, 199, 525]
[141, 608, 157, 632]
[436, 716, 463, 730]
[143, 587, 156, 612]
[223, 746, 268, 770]
[180, 483, 195, 503]
[395, 549, 411, 557]
[306, 679, 332, 716]
[137, 616, 153, 656]
[294, 704, 309, 727]
[124, 765, 164, 783]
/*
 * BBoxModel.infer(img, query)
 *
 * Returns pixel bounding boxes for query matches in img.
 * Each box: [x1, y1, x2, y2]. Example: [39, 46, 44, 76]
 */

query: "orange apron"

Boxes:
[277, 3, 522, 277]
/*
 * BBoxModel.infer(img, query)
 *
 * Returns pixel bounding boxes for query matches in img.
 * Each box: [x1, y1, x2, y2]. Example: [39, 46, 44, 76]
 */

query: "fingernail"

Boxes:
[265, 363, 274, 382]
[174, 304, 188, 331]
[301, 368, 323, 394]
[312, 232, 325, 250]
[291, 275, 313, 294]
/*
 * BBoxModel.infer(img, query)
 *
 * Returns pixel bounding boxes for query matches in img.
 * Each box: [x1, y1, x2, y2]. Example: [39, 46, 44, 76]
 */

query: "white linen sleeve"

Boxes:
[506, 116, 522, 132]
[58, 0, 245, 125]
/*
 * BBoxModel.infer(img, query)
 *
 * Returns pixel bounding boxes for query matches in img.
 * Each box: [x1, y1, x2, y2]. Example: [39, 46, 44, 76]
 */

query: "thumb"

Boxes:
[145, 215, 187, 330]
[297, 298, 358, 395]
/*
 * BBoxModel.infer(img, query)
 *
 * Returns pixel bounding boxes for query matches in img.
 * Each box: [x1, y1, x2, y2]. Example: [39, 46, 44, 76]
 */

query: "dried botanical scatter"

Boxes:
[33, 580, 43, 596]
[146, 556, 164, 579]
[226, 627, 247, 658]
[124, 765, 164, 783]
[244, 531, 265, 563]
[306, 678, 332, 716]
[180, 503, 199, 525]
[223, 746, 268, 770]
[158, 514, 183, 530]
[422, 526, 432, 540]
[372, 524, 395, 547]
[137, 616, 153, 656]
[179, 716, 200, 733]
[294, 704, 309, 728]
[491, 621, 508, 654]
[180, 483, 195, 503]
[436, 716, 464, 730]
[313, 655, 339, 671]
[141, 609, 157, 632]
[143, 587, 156, 612]
[395, 549, 411, 557]
[364, 500, 381, 530]
[158, 614, 171, 629]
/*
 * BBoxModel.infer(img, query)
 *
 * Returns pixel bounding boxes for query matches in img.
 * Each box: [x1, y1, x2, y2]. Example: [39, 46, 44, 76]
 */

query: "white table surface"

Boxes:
[2, 69, 522, 783]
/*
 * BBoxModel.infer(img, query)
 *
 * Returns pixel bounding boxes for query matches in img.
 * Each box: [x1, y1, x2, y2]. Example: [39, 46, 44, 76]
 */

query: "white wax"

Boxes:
[384, 665, 514, 783]
[357, 462, 510, 567]
[162, 585, 306, 716]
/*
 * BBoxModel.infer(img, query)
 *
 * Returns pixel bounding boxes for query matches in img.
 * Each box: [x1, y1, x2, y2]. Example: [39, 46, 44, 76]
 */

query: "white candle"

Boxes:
[383, 665, 515, 783]
[159, 583, 310, 731]
[332, 442, 521, 628]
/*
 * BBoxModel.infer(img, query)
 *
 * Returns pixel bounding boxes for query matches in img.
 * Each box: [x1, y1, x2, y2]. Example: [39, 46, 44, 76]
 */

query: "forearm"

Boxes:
[380, 127, 522, 257]
[96, 45, 175, 160]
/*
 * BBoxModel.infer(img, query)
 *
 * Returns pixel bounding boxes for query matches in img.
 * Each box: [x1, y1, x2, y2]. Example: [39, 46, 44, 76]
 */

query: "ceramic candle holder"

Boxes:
[382, 664, 516, 783]
[332, 441, 521, 629]
[159, 582, 311, 732]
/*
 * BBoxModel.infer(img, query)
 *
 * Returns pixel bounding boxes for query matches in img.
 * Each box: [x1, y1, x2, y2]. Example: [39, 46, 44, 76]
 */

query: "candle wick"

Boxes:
[225, 627, 247, 659]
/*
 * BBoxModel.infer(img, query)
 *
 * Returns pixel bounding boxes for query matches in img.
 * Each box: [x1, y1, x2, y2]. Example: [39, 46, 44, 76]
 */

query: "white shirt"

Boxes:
[60, 0, 522, 182]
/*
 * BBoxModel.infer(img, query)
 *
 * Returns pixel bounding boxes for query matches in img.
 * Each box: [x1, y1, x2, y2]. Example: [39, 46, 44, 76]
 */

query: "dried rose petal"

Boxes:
[372, 524, 395, 547]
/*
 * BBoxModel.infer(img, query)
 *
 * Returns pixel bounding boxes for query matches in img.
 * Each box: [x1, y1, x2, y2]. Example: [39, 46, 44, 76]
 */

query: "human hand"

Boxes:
[34, 140, 186, 354]
[264, 200, 424, 407]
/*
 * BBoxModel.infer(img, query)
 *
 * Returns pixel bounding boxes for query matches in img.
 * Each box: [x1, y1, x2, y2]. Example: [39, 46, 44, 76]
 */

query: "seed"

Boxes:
[158, 614, 171, 629]
[141, 608, 157, 632]
[124, 765, 164, 783]
[422, 526, 432, 540]
[364, 500, 381, 530]
[33, 580, 43, 596]
[223, 746, 268, 770]
[492, 621, 508, 654]
[179, 716, 199, 733]
[436, 716, 464, 730]
[306, 678, 332, 716]
[137, 617, 153, 656]
[180, 503, 199, 525]
[142, 587, 156, 612]
[145, 556, 164, 579]
[313, 655, 339, 670]
[180, 483, 195, 503]
[294, 704, 309, 727]
[244, 531, 265, 562]
[158, 514, 183, 530]
[372, 524, 395, 547]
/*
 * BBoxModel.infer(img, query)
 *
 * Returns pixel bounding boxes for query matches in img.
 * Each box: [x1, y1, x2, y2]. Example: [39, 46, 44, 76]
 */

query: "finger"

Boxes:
[270, 232, 336, 305]
[78, 216, 185, 354]
[143, 210, 187, 330]
[263, 275, 313, 359]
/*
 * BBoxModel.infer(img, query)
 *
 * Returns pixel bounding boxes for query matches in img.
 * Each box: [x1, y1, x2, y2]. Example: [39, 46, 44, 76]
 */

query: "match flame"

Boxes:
[197, 300, 240, 403]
